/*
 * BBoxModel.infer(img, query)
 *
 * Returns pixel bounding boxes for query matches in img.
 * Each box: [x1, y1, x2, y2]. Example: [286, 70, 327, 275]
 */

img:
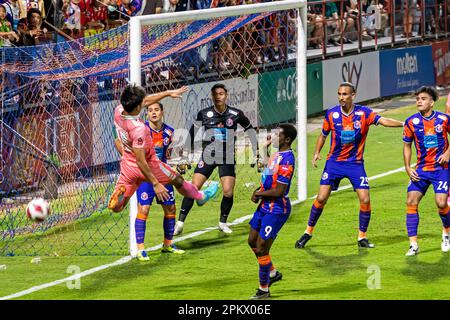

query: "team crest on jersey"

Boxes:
[322, 172, 328, 180]
[333, 112, 339, 119]
[207, 111, 214, 118]
[198, 160, 204, 168]
[226, 118, 234, 127]
[435, 124, 443, 133]
[163, 137, 170, 145]
[354, 120, 361, 129]
[141, 192, 148, 201]
[412, 118, 420, 125]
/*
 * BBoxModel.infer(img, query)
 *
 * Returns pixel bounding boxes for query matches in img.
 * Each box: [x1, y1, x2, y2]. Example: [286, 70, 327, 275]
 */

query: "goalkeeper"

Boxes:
[174, 83, 261, 235]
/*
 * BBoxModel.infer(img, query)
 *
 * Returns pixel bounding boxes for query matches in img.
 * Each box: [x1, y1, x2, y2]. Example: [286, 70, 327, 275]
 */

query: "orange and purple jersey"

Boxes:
[322, 105, 381, 163]
[113, 105, 156, 168]
[259, 150, 295, 215]
[403, 111, 450, 171]
[145, 122, 174, 163]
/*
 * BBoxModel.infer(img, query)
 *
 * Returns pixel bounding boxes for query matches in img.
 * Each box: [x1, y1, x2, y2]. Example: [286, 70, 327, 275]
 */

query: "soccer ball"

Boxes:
[26, 198, 50, 222]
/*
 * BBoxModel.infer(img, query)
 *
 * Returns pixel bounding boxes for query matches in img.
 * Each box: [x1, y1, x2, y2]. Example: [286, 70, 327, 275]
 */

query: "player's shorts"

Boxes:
[320, 160, 369, 191]
[194, 157, 236, 178]
[137, 182, 175, 206]
[407, 169, 449, 195]
[113, 157, 178, 198]
[249, 208, 290, 241]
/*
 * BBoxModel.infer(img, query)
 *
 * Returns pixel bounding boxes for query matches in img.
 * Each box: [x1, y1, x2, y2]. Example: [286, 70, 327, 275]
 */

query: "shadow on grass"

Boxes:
[401, 252, 450, 283]
[273, 281, 363, 299]
[154, 276, 242, 294]
[297, 247, 370, 276]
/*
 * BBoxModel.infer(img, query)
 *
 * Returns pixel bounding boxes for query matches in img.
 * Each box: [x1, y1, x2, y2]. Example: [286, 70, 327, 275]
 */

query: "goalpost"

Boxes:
[127, 0, 308, 257]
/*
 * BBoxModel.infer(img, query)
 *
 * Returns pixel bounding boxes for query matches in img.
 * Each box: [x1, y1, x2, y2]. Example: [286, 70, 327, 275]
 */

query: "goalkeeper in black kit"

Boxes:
[174, 83, 262, 234]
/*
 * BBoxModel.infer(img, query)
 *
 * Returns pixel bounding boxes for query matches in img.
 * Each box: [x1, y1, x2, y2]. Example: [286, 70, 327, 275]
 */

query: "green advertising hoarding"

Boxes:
[258, 62, 323, 126]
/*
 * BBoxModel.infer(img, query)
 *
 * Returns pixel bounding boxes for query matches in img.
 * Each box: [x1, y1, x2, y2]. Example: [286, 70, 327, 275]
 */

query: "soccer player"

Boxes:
[114, 102, 185, 261]
[295, 82, 403, 249]
[108, 85, 219, 226]
[173, 83, 260, 235]
[248, 123, 296, 299]
[403, 86, 450, 256]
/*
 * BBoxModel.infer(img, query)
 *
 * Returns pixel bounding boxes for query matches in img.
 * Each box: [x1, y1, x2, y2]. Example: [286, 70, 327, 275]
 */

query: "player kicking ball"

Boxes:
[108, 85, 219, 255]
[248, 124, 296, 299]
[295, 82, 403, 250]
[114, 102, 187, 260]
[403, 86, 450, 256]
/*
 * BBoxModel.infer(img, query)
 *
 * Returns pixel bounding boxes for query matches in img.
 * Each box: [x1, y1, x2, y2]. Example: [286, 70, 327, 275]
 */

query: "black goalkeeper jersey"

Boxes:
[191, 105, 254, 162]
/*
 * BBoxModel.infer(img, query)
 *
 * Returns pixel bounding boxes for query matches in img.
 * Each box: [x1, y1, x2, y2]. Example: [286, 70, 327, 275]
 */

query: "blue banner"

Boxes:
[379, 46, 435, 97]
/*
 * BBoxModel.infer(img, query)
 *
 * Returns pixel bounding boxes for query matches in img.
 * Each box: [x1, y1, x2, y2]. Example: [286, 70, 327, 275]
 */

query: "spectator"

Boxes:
[17, 0, 45, 20]
[365, 0, 389, 37]
[2, 0, 20, 30]
[61, 0, 82, 37]
[162, 0, 178, 12]
[106, 0, 126, 28]
[402, 0, 416, 37]
[18, 7, 47, 45]
[309, 0, 354, 46]
[307, 5, 325, 49]
[117, 0, 141, 19]
[195, 0, 209, 9]
[423, 0, 437, 34]
[141, 0, 162, 14]
[0, 4, 19, 46]
[174, 0, 192, 11]
[345, 0, 373, 40]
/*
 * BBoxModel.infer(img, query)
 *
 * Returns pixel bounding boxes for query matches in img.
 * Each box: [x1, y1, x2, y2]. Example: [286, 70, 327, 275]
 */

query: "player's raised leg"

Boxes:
[175, 172, 209, 236]
[295, 185, 331, 249]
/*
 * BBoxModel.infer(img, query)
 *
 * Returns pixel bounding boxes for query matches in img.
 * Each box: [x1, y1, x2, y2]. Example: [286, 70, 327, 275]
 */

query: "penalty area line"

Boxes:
[0, 164, 409, 300]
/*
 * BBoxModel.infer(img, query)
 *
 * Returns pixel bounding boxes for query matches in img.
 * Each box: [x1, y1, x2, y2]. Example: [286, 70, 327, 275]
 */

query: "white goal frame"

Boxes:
[128, 0, 308, 257]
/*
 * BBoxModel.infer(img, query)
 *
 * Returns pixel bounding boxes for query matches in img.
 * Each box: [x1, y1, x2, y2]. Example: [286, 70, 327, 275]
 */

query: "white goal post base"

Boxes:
[127, 0, 308, 256]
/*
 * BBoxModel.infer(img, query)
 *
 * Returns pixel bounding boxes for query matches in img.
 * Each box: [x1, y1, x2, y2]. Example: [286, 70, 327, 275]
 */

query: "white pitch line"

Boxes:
[0, 164, 409, 300]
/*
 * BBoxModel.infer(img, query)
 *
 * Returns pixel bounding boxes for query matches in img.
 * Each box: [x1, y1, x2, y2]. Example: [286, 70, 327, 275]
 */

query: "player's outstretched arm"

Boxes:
[143, 86, 189, 106]
[312, 134, 327, 168]
[133, 147, 170, 201]
[403, 142, 419, 181]
[378, 117, 404, 127]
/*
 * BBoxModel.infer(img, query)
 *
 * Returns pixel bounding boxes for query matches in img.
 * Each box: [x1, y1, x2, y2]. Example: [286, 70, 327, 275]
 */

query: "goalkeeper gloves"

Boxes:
[250, 154, 264, 173]
[176, 160, 192, 175]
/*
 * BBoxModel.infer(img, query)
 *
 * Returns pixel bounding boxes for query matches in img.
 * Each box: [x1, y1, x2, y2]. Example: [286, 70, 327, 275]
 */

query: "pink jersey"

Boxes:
[114, 105, 156, 167]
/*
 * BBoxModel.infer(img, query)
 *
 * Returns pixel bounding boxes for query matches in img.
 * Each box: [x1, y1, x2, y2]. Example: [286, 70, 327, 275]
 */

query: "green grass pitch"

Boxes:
[1, 101, 450, 300]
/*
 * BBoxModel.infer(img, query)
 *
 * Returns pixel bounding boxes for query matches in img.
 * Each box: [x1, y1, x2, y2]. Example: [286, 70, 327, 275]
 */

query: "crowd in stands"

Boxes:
[0, 0, 449, 71]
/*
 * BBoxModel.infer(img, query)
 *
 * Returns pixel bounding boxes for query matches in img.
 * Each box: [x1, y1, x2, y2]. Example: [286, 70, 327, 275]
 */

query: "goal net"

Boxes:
[0, 0, 307, 256]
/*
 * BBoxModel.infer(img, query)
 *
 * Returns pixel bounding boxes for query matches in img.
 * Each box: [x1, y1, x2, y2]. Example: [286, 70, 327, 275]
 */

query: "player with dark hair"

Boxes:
[174, 83, 261, 235]
[108, 85, 219, 245]
[403, 86, 450, 256]
[248, 123, 297, 299]
[114, 101, 186, 260]
[295, 82, 403, 249]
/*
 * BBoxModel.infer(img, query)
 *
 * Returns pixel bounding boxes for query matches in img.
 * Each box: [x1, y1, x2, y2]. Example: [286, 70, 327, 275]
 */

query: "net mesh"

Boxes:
[0, 8, 299, 256]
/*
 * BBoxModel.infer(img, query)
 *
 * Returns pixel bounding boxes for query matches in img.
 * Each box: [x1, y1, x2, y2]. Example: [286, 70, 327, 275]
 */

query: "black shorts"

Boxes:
[194, 159, 236, 178]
